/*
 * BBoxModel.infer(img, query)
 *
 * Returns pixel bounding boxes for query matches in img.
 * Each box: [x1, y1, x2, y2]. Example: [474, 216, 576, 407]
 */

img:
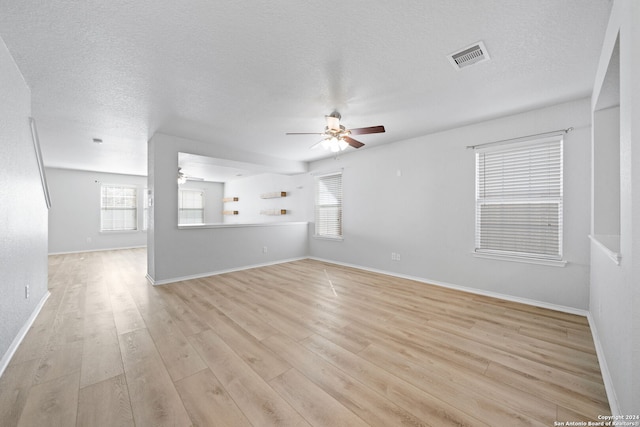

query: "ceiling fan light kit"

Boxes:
[177, 167, 204, 184]
[177, 168, 187, 184]
[322, 137, 349, 152]
[286, 111, 385, 153]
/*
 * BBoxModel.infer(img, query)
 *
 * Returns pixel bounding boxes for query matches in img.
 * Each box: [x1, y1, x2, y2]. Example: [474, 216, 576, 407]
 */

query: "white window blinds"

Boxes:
[178, 189, 204, 225]
[315, 172, 343, 238]
[101, 185, 137, 231]
[475, 136, 563, 260]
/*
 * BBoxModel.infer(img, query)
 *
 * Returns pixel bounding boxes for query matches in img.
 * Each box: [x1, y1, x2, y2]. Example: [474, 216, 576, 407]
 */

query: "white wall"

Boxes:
[309, 98, 592, 310]
[147, 133, 308, 284]
[593, 106, 621, 237]
[223, 172, 312, 224]
[589, 0, 640, 415]
[0, 38, 49, 371]
[47, 168, 147, 254]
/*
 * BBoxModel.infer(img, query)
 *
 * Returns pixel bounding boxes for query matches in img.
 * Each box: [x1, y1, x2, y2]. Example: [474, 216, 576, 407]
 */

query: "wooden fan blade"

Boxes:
[286, 132, 324, 135]
[349, 125, 385, 135]
[344, 136, 364, 148]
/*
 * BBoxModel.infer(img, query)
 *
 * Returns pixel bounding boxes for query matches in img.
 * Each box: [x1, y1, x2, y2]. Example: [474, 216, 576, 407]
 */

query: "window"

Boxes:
[101, 185, 137, 231]
[178, 189, 204, 225]
[475, 136, 563, 262]
[315, 172, 342, 238]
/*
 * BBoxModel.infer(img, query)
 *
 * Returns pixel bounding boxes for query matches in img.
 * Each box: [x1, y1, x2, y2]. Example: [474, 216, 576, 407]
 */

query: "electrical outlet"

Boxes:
[391, 252, 396, 260]
[25, 285, 29, 299]
[396, 253, 401, 261]
[263, 246, 268, 254]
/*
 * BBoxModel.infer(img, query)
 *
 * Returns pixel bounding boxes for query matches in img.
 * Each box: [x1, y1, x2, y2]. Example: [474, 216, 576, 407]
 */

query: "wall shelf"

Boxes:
[222, 210, 239, 215]
[222, 197, 239, 202]
[260, 209, 287, 216]
[260, 191, 286, 199]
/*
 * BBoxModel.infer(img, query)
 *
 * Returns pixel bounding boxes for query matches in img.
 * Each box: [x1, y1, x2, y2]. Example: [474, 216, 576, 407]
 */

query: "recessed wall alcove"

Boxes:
[591, 34, 621, 264]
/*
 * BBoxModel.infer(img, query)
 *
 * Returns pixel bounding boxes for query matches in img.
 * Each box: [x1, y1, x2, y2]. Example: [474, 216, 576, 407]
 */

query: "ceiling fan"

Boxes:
[177, 167, 204, 184]
[286, 111, 385, 152]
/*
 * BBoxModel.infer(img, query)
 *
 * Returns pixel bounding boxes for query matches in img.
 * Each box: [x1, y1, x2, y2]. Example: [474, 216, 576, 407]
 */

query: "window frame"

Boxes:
[314, 171, 343, 240]
[474, 135, 565, 266]
[100, 184, 138, 232]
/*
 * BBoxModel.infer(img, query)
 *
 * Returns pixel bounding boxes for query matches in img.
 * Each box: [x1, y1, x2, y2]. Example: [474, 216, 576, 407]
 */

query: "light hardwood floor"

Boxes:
[0, 248, 609, 426]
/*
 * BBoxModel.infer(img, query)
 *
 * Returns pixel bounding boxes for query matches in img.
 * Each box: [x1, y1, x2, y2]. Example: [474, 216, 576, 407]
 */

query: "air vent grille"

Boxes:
[448, 41, 490, 70]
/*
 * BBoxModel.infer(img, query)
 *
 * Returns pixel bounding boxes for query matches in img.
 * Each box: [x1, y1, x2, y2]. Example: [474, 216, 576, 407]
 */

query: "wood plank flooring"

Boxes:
[0, 248, 610, 426]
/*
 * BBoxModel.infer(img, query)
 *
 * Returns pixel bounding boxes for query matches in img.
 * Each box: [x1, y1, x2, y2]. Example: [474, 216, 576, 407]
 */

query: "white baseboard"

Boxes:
[0, 290, 50, 379]
[48, 245, 147, 255]
[586, 312, 620, 415]
[147, 257, 308, 286]
[308, 257, 589, 317]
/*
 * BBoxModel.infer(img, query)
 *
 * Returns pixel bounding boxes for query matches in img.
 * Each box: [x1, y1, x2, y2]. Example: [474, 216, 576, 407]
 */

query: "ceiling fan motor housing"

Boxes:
[324, 124, 349, 137]
[325, 112, 342, 131]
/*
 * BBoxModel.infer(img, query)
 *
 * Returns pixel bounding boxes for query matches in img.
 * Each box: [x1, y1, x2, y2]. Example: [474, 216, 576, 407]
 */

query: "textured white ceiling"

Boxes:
[0, 0, 612, 176]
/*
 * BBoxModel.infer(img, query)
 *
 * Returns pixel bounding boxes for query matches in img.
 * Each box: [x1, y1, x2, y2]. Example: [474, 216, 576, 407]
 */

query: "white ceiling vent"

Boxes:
[448, 41, 490, 70]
